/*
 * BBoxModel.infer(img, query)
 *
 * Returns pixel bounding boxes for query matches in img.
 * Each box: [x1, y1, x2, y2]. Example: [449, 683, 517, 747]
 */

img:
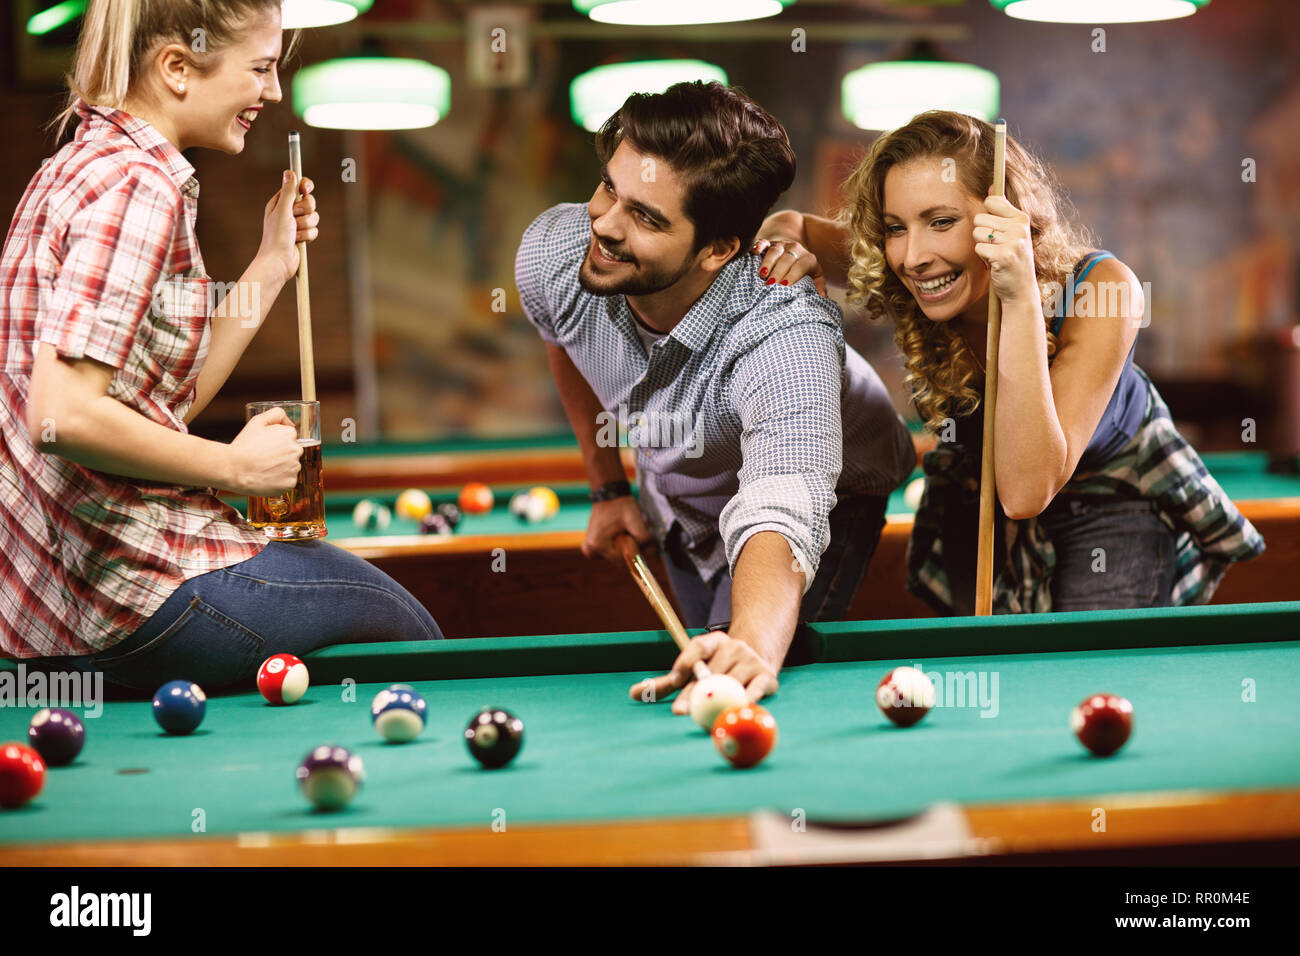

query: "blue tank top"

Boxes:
[948, 251, 1146, 474]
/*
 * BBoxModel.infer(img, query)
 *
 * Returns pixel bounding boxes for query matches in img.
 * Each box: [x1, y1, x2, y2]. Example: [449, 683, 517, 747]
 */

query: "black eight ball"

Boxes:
[435, 502, 462, 528]
[464, 708, 524, 768]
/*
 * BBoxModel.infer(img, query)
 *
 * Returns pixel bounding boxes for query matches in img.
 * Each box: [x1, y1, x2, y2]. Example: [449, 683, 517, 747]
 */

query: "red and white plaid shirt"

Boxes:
[0, 100, 266, 659]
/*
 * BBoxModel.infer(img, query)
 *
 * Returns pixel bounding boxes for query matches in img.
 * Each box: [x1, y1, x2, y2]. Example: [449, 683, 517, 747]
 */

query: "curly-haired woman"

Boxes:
[753, 111, 1263, 614]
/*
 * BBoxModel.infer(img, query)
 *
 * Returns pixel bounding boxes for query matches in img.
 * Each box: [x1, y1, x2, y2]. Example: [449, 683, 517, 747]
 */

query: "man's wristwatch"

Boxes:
[589, 480, 633, 503]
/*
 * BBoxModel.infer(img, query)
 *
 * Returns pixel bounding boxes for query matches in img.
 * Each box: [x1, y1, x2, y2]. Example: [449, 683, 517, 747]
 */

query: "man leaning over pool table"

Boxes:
[514, 81, 913, 712]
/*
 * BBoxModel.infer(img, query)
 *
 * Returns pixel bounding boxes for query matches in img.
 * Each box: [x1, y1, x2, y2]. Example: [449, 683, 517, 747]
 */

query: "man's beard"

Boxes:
[578, 239, 695, 297]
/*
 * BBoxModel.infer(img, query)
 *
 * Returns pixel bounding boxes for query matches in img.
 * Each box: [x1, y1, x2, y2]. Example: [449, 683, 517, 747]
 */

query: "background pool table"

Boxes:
[2, 602, 1298, 865]
[299, 442, 1300, 639]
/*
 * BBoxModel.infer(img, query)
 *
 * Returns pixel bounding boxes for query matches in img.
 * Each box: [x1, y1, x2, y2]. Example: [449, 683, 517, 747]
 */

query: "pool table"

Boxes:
[2, 602, 1298, 865]
[306, 449, 1300, 638]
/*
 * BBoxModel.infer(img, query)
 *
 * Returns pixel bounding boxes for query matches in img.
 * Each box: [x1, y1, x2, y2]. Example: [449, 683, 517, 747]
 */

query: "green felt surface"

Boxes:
[2, 603, 1298, 844]
[292, 451, 1298, 542]
[325, 483, 597, 538]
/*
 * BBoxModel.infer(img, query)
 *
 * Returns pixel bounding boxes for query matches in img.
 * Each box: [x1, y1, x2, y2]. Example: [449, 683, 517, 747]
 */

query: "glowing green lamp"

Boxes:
[573, 0, 795, 26]
[570, 60, 728, 132]
[990, 0, 1210, 23]
[292, 58, 451, 130]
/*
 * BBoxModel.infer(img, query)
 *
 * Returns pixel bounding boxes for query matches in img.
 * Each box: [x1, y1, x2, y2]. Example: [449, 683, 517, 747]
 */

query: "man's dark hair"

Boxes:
[594, 81, 796, 258]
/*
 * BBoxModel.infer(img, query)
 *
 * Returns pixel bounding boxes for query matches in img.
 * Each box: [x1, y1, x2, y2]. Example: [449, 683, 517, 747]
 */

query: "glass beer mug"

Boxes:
[244, 400, 327, 540]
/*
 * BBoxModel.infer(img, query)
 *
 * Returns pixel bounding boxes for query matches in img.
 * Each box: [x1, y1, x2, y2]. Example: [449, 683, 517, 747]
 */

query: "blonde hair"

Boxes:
[52, 0, 293, 139]
[839, 111, 1095, 431]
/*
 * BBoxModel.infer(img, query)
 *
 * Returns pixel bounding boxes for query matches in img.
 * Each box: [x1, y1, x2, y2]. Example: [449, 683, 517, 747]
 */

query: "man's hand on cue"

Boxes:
[629, 631, 779, 712]
[583, 497, 654, 563]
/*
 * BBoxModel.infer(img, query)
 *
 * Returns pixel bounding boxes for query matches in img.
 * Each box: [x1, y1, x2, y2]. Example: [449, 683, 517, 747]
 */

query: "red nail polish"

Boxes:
[781, 280, 788, 286]
[766, 278, 775, 285]
[759, 268, 767, 277]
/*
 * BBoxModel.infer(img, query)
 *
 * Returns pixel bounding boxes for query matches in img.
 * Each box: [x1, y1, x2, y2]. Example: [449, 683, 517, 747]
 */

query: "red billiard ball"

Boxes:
[876, 666, 935, 728]
[257, 653, 310, 705]
[0, 742, 46, 809]
[458, 482, 495, 514]
[1071, 693, 1133, 757]
[712, 704, 778, 769]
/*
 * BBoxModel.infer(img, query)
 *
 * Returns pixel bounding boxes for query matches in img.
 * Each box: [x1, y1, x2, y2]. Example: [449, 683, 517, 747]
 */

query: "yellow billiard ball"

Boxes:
[527, 486, 561, 518]
[395, 488, 433, 522]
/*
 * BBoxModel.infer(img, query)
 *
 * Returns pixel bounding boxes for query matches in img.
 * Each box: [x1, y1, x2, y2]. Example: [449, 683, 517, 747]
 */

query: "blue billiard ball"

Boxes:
[371, 686, 428, 743]
[152, 681, 206, 735]
[296, 745, 364, 811]
[28, 708, 85, 766]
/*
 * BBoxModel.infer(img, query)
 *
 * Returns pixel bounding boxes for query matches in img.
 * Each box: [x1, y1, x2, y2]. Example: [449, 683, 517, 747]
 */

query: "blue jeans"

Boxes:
[1038, 495, 1177, 610]
[67, 540, 442, 692]
[662, 494, 888, 631]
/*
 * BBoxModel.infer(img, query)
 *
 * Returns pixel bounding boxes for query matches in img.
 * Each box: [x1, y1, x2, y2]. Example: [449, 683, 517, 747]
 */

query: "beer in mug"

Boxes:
[245, 400, 326, 540]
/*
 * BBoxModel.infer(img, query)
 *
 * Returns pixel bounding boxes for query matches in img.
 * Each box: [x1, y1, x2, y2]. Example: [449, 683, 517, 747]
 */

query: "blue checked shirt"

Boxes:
[516, 203, 913, 589]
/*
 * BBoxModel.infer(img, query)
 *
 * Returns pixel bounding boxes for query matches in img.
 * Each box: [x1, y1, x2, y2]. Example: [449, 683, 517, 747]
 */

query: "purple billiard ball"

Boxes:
[28, 708, 85, 766]
[419, 513, 453, 536]
[296, 745, 364, 810]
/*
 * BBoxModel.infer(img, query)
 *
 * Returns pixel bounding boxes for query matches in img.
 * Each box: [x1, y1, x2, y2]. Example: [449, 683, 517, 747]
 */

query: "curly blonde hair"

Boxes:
[839, 111, 1095, 431]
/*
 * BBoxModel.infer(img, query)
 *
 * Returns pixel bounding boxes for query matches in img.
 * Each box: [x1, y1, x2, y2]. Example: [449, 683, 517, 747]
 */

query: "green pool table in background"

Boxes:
[2, 602, 1298, 865]
[268, 443, 1300, 639]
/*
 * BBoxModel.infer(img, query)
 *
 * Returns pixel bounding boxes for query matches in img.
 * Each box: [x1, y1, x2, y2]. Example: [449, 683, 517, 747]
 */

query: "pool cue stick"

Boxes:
[287, 132, 317, 402]
[614, 533, 712, 682]
[974, 119, 1008, 616]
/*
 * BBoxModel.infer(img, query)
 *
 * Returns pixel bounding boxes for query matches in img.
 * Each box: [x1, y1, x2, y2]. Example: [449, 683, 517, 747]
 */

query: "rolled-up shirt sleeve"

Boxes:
[719, 319, 844, 592]
[39, 165, 180, 370]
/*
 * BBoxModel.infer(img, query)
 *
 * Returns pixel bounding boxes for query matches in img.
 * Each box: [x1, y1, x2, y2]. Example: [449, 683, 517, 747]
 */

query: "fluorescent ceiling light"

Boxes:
[842, 61, 1000, 132]
[281, 0, 375, 29]
[990, 0, 1210, 24]
[293, 58, 451, 130]
[573, 0, 794, 26]
[570, 60, 729, 132]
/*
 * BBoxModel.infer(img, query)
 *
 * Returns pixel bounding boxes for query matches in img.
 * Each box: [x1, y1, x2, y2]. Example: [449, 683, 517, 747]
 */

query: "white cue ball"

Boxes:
[351, 499, 392, 531]
[523, 493, 551, 524]
[690, 674, 749, 731]
[903, 477, 925, 511]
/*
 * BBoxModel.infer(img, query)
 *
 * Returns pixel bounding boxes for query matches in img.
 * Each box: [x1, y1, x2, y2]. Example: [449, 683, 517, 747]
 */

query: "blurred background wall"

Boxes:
[3, 0, 1297, 450]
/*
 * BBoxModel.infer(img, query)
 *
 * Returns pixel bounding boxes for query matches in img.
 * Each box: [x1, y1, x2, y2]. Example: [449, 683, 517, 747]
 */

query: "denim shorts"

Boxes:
[1038, 495, 1177, 611]
[62, 540, 442, 693]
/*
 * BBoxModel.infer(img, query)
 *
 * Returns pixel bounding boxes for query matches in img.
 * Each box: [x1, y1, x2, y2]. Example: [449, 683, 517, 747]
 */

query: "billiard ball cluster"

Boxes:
[0, 647, 1138, 815]
[353, 488, 468, 536]
[509, 486, 560, 523]
[686, 674, 778, 769]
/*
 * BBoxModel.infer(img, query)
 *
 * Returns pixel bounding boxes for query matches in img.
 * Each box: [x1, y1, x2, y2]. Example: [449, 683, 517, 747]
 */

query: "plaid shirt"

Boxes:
[0, 100, 266, 659]
[907, 370, 1266, 613]
[516, 203, 913, 587]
